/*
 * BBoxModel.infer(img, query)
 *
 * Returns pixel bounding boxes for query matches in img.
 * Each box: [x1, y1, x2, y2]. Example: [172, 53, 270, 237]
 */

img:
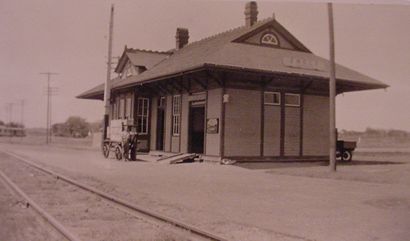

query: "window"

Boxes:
[125, 95, 133, 119]
[137, 98, 149, 134]
[111, 102, 117, 120]
[264, 92, 280, 105]
[172, 95, 181, 136]
[260, 32, 279, 46]
[285, 93, 300, 107]
[119, 98, 125, 119]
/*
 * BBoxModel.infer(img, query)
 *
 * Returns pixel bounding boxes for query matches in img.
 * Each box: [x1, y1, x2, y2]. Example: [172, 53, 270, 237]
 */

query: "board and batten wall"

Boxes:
[223, 88, 329, 158]
[149, 88, 329, 158]
[303, 95, 329, 156]
[150, 96, 158, 150]
[224, 88, 261, 156]
[205, 88, 222, 156]
[284, 106, 300, 156]
[263, 104, 281, 156]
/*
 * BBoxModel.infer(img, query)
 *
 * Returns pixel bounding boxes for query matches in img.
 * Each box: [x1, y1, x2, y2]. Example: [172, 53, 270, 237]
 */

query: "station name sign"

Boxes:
[282, 56, 326, 72]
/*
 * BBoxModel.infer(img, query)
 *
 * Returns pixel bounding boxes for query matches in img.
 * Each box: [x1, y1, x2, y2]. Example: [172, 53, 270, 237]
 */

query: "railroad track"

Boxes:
[0, 151, 229, 241]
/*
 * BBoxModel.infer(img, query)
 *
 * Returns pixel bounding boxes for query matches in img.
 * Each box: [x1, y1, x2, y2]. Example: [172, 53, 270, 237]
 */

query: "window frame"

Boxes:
[119, 97, 125, 119]
[264, 91, 281, 106]
[284, 93, 301, 107]
[136, 97, 149, 134]
[125, 95, 133, 120]
[172, 95, 181, 136]
[260, 32, 279, 46]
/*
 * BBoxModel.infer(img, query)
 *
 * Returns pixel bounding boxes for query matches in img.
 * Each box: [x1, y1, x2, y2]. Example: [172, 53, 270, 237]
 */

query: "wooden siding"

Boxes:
[205, 88, 222, 156]
[180, 93, 189, 153]
[164, 95, 172, 152]
[150, 96, 158, 150]
[263, 105, 281, 156]
[224, 89, 261, 156]
[284, 107, 300, 156]
[303, 95, 329, 156]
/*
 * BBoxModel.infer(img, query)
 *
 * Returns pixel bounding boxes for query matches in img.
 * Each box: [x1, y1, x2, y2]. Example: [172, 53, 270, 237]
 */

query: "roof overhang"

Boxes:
[77, 63, 388, 100]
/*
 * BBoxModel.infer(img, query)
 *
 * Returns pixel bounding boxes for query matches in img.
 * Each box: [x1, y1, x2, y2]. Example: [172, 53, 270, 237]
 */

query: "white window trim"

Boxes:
[119, 98, 125, 119]
[264, 91, 281, 106]
[261, 32, 279, 46]
[284, 93, 301, 107]
[172, 95, 181, 136]
[125, 95, 133, 120]
[137, 97, 149, 134]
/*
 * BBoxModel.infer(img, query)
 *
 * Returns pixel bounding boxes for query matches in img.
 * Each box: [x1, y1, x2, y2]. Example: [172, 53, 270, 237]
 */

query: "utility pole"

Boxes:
[328, 2, 337, 172]
[19, 99, 25, 127]
[5, 103, 13, 124]
[103, 4, 114, 142]
[40, 72, 59, 144]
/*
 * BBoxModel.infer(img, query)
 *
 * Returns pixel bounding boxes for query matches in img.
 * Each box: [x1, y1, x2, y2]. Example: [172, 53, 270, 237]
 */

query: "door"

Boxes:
[189, 103, 205, 154]
[156, 97, 166, 150]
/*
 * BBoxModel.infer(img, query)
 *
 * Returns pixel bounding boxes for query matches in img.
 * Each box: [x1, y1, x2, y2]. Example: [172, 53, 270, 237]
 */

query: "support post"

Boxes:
[103, 5, 114, 143]
[328, 2, 337, 171]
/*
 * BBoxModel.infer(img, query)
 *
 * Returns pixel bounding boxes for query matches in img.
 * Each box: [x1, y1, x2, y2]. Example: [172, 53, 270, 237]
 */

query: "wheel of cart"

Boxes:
[114, 144, 123, 160]
[102, 140, 110, 158]
[342, 149, 353, 161]
[336, 140, 356, 162]
[103, 119, 138, 161]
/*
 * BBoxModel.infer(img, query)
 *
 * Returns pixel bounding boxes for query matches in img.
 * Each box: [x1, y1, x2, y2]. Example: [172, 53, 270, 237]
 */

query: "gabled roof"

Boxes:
[78, 17, 388, 100]
[114, 48, 171, 73]
[111, 17, 387, 90]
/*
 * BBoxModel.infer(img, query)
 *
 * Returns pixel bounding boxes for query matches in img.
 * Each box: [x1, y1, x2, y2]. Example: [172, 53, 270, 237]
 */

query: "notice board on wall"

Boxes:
[206, 118, 219, 134]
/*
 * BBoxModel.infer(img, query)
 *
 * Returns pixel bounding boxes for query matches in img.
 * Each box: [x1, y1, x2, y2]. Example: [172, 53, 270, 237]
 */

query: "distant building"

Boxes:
[78, 2, 387, 161]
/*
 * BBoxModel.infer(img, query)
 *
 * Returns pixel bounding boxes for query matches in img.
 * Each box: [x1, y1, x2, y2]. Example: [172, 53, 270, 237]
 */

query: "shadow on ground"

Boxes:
[235, 160, 404, 170]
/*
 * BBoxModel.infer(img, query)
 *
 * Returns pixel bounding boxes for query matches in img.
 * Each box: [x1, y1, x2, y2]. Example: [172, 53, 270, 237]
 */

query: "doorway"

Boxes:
[189, 103, 205, 154]
[156, 97, 166, 150]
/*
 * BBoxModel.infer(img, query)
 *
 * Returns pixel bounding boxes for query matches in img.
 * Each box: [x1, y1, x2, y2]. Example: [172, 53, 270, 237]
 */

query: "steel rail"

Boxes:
[4, 151, 229, 241]
[0, 169, 82, 241]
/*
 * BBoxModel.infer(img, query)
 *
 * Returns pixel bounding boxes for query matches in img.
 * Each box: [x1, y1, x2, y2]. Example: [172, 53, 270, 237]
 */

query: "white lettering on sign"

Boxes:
[282, 57, 326, 72]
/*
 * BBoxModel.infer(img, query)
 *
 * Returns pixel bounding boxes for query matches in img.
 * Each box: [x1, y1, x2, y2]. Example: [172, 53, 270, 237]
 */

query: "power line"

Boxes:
[40, 72, 59, 144]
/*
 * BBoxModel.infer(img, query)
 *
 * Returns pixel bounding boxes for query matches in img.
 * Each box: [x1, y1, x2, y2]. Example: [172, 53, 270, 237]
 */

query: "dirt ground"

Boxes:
[238, 151, 410, 185]
[1, 143, 409, 241]
[0, 177, 63, 241]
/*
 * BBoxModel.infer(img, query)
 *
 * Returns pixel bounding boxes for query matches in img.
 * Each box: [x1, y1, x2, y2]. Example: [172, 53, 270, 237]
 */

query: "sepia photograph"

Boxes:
[0, 0, 409, 240]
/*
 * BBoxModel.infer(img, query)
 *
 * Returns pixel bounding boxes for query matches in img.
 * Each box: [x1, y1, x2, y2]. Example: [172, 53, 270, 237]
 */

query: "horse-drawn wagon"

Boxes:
[102, 119, 139, 161]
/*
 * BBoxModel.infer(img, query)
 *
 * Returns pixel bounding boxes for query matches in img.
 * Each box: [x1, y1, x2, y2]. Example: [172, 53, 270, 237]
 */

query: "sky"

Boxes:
[0, 0, 409, 131]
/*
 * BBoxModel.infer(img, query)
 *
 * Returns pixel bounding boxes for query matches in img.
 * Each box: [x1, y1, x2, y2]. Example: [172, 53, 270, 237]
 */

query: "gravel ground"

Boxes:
[0, 175, 63, 241]
[0, 153, 190, 241]
[1, 143, 409, 241]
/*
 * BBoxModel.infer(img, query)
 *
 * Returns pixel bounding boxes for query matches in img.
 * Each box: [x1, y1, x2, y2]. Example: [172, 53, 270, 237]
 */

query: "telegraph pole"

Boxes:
[19, 99, 25, 127]
[328, 2, 337, 172]
[5, 103, 13, 123]
[40, 72, 59, 144]
[103, 4, 114, 142]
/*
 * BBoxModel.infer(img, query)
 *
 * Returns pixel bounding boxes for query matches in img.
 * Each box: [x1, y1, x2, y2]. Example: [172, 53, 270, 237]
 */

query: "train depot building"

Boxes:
[78, 2, 387, 162]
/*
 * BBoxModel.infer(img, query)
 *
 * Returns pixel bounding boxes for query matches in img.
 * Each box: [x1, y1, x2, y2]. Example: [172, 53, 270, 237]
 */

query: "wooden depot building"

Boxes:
[78, 2, 388, 162]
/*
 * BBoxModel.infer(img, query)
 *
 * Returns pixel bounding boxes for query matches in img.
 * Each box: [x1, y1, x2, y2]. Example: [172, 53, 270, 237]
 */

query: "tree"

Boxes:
[6, 122, 24, 128]
[52, 123, 69, 136]
[65, 116, 90, 138]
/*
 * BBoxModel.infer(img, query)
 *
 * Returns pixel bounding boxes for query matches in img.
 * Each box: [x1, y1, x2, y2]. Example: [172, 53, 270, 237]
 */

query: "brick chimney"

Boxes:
[175, 28, 189, 50]
[245, 1, 258, 27]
